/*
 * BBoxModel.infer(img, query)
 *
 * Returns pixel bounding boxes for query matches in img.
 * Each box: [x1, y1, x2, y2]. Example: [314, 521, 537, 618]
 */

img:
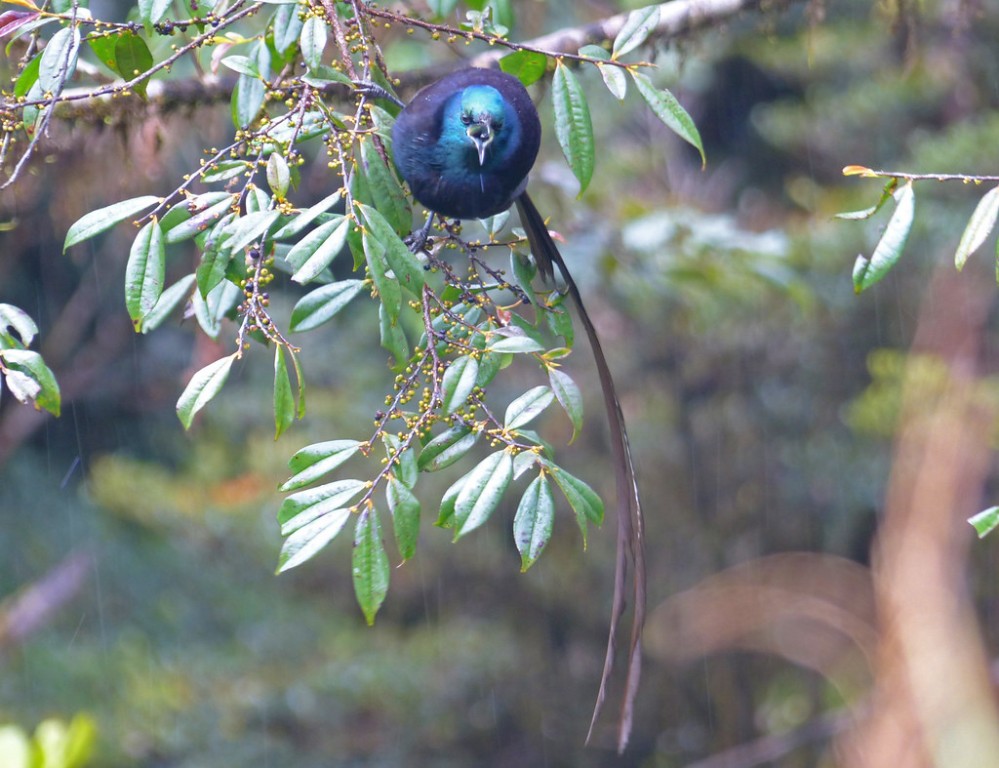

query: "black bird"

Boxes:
[389, 67, 645, 752]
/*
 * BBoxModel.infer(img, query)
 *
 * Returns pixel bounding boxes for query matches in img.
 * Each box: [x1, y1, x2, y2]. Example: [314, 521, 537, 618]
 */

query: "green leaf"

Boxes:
[176, 353, 236, 429]
[379, 302, 409, 370]
[301, 63, 352, 88]
[436, 468, 475, 528]
[611, 5, 660, 59]
[141, 273, 195, 333]
[277, 507, 351, 572]
[13, 52, 41, 98]
[272, 190, 343, 241]
[279, 478, 367, 531]
[353, 508, 390, 625]
[514, 473, 555, 571]
[281, 440, 361, 492]
[0, 348, 60, 416]
[195, 235, 232, 299]
[597, 62, 627, 100]
[427, 0, 458, 18]
[220, 54, 260, 78]
[548, 368, 583, 442]
[63, 195, 160, 251]
[453, 450, 513, 539]
[440, 354, 479, 415]
[488, 330, 544, 354]
[357, 143, 411, 236]
[114, 32, 153, 97]
[418, 425, 479, 472]
[266, 152, 291, 200]
[550, 463, 604, 546]
[232, 73, 266, 128]
[0, 303, 37, 347]
[162, 194, 233, 244]
[504, 385, 554, 430]
[835, 179, 898, 221]
[289, 279, 365, 332]
[192, 279, 240, 339]
[299, 15, 327, 70]
[552, 61, 595, 195]
[288, 215, 349, 284]
[382, 433, 418, 489]
[631, 69, 705, 167]
[124, 219, 165, 329]
[387, 476, 420, 561]
[362, 229, 402, 321]
[202, 160, 251, 184]
[499, 49, 548, 86]
[955, 185, 999, 270]
[969, 506, 999, 539]
[853, 182, 915, 293]
[273, 346, 295, 439]
[38, 25, 80, 94]
[359, 203, 424, 295]
[271, 1, 304, 55]
[223, 210, 280, 254]
[137, 0, 171, 26]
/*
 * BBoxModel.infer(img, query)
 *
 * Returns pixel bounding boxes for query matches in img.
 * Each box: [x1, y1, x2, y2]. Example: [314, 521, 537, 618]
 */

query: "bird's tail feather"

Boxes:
[515, 192, 646, 753]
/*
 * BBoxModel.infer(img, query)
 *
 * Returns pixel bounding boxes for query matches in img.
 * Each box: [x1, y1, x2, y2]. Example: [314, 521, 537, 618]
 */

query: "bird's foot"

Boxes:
[352, 80, 405, 109]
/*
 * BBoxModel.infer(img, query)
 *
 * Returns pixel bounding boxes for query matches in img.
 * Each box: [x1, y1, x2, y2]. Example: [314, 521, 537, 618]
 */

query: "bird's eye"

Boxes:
[460, 114, 472, 125]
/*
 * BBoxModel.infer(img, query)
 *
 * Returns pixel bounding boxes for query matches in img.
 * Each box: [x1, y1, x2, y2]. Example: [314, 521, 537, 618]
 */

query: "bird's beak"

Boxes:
[467, 117, 493, 166]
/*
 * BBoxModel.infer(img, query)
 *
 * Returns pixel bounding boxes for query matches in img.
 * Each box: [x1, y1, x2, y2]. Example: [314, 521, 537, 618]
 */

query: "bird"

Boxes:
[387, 67, 645, 752]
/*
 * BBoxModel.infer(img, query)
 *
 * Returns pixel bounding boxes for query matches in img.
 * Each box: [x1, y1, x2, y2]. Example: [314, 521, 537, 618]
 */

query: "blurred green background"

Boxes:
[3, 0, 999, 765]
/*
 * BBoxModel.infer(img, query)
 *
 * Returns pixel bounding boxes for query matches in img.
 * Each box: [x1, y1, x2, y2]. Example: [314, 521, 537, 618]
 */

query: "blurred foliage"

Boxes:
[3, 0, 999, 765]
[0, 715, 96, 768]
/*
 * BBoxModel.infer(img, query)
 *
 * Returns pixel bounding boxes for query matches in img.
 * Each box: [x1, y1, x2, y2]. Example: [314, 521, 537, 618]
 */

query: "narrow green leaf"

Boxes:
[550, 464, 604, 547]
[0, 348, 60, 416]
[969, 506, 999, 539]
[162, 194, 234, 244]
[281, 440, 361, 492]
[362, 230, 402, 320]
[353, 508, 390, 625]
[277, 507, 351, 572]
[454, 450, 513, 539]
[273, 346, 294, 439]
[835, 180, 898, 221]
[548, 368, 583, 442]
[552, 61, 595, 195]
[387, 475, 420, 561]
[488, 332, 544, 354]
[290, 279, 365, 332]
[436, 468, 474, 528]
[299, 15, 328, 72]
[141, 273, 195, 333]
[357, 144, 411, 237]
[379, 303, 408, 370]
[13, 52, 41, 98]
[440, 355, 479, 415]
[597, 63, 627, 100]
[223, 209, 280, 254]
[631, 70, 705, 166]
[499, 49, 548, 86]
[63, 195, 160, 251]
[113, 32, 153, 97]
[955, 185, 999, 270]
[427, 0, 458, 18]
[202, 160, 251, 184]
[192, 279, 240, 339]
[853, 182, 915, 293]
[611, 5, 660, 59]
[232, 73, 265, 128]
[124, 219, 165, 329]
[195, 235, 232, 299]
[137, 0, 171, 26]
[504, 385, 554, 430]
[301, 63, 353, 88]
[273, 191, 343, 241]
[221, 54, 260, 78]
[38, 25, 80, 94]
[271, 1, 304, 54]
[514, 473, 555, 571]
[0, 303, 37, 347]
[267, 152, 291, 200]
[176, 353, 237, 429]
[279, 478, 367, 530]
[288, 216, 349, 284]
[361, 204, 424, 294]
[417, 425, 479, 472]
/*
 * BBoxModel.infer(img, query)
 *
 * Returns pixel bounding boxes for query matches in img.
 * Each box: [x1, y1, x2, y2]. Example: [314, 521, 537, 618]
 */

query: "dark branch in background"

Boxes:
[30, 0, 784, 126]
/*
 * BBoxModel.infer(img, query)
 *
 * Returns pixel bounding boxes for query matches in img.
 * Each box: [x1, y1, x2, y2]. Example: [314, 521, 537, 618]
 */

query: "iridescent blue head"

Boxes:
[392, 68, 542, 219]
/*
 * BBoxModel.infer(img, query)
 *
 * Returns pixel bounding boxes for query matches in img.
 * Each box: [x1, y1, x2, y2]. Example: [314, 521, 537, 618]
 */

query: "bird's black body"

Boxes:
[389, 68, 645, 753]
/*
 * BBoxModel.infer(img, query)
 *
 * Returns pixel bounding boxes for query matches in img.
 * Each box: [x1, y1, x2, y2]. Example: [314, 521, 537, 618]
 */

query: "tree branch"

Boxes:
[32, 0, 787, 126]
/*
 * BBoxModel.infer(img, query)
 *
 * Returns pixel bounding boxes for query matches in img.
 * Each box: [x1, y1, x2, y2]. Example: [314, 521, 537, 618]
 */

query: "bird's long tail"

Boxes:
[515, 192, 646, 753]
